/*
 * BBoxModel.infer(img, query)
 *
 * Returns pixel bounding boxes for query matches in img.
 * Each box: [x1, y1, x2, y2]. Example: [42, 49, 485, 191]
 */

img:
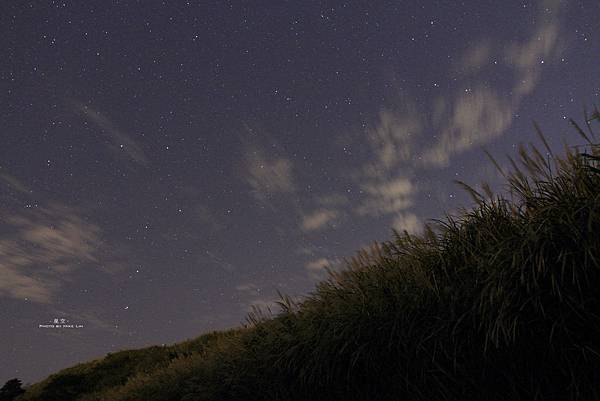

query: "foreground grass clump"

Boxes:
[17, 114, 600, 400]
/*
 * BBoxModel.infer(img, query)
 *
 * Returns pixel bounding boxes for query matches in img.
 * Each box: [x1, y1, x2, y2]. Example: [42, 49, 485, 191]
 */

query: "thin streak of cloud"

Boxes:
[235, 282, 260, 293]
[0, 168, 30, 194]
[202, 250, 235, 272]
[74, 102, 149, 166]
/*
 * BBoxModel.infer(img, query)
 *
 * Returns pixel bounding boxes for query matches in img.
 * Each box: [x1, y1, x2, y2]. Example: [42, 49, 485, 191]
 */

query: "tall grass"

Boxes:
[17, 111, 600, 400]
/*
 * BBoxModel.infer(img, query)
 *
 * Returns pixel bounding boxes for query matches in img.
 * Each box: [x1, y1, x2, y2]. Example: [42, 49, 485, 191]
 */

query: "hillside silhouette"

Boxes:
[15, 112, 600, 400]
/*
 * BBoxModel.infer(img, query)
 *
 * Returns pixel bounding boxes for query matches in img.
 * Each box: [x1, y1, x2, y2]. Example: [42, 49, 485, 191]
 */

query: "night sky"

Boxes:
[1, 0, 598, 385]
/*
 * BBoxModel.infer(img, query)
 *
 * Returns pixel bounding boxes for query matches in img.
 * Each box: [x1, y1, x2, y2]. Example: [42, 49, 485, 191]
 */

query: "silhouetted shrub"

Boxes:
[0, 379, 25, 401]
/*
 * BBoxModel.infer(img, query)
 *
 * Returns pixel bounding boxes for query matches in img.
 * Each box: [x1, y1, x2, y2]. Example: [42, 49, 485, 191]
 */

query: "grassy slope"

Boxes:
[16, 115, 600, 401]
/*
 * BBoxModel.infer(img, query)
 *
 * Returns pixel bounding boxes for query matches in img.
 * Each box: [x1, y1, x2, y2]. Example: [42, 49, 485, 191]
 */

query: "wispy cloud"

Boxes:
[315, 194, 350, 207]
[423, 2, 561, 167]
[357, 176, 415, 217]
[305, 257, 340, 280]
[202, 250, 235, 272]
[244, 147, 295, 202]
[74, 102, 149, 166]
[456, 41, 492, 73]
[0, 167, 30, 194]
[301, 208, 340, 232]
[0, 204, 102, 303]
[423, 86, 514, 166]
[366, 108, 420, 171]
[343, 2, 561, 235]
[235, 282, 260, 293]
[296, 192, 349, 234]
[392, 212, 421, 235]
[347, 100, 422, 228]
[505, 21, 559, 97]
[305, 257, 333, 272]
[195, 204, 225, 233]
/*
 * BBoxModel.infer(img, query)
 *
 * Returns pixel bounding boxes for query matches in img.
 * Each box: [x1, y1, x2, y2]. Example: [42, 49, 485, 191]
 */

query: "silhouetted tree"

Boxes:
[0, 378, 25, 401]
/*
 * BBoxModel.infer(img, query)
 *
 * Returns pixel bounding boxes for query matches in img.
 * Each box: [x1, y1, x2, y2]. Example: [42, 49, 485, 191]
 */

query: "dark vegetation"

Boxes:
[14, 112, 600, 400]
[0, 379, 25, 401]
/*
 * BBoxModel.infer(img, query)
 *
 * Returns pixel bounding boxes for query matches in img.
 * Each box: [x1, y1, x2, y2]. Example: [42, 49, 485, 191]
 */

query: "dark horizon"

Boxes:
[1, 0, 599, 385]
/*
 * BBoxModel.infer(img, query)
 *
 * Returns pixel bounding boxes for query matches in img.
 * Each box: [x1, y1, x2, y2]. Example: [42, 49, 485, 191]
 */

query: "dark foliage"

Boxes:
[0, 379, 25, 401]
